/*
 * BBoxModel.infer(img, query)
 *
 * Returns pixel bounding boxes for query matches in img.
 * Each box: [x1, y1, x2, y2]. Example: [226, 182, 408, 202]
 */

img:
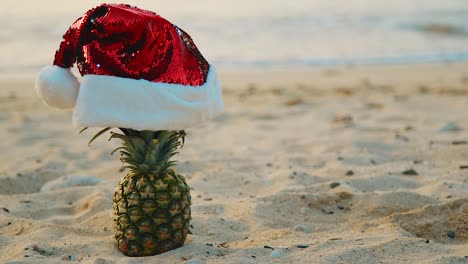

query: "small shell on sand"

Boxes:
[294, 224, 311, 233]
[270, 249, 283, 258]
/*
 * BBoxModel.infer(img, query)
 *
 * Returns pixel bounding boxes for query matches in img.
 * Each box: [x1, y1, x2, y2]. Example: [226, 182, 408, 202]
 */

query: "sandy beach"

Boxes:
[0, 62, 467, 263]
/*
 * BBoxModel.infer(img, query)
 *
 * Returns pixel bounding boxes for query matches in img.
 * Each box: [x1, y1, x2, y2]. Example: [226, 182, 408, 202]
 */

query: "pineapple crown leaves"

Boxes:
[83, 127, 186, 175]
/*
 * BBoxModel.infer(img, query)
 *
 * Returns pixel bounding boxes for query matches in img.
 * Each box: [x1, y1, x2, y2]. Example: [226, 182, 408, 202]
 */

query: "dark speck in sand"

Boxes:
[266, 162, 273, 167]
[395, 133, 409, 141]
[321, 208, 334, 215]
[219, 242, 229, 248]
[330, 182, 340, 189]
[345, 170, 354, 176]
[297, 244, 309, 248]
[402, 169, 418, 176]
[33, 245, 52, 256]
[24, 245, 52, 256]
[451, 140, 468, 145]
[418, 23, 466, 36]
[425, 239, 429, 243]
[264, 245, 274, 250]
[333, 115, 353, 125]
[447, 230, 456, 239]
[459, 165, 468, 170]
[284, 98, 304, 106]
[337, 205, 345, 210]
[2, 208, 10, 213]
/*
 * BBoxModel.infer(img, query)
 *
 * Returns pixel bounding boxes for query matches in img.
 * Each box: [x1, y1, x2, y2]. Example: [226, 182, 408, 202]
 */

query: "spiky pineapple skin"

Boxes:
[113, 169, 191, 257]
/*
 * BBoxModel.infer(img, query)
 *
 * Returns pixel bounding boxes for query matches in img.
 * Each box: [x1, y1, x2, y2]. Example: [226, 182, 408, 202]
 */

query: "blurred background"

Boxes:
[1, 0, 468, 77]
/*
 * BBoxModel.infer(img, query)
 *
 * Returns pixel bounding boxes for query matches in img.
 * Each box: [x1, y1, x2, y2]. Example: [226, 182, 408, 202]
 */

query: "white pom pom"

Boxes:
[35, 65, 79, 109]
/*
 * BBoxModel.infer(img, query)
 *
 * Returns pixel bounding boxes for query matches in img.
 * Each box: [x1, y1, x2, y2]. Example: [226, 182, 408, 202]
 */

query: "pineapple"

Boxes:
[89, 128, 191, 256]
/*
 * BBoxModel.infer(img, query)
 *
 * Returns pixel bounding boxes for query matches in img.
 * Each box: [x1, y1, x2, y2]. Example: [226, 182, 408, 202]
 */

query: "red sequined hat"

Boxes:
[35, 3, 223, 131]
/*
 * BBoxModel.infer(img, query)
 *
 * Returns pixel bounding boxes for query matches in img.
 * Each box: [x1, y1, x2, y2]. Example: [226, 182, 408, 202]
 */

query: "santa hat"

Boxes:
[35, 3, 223, 131]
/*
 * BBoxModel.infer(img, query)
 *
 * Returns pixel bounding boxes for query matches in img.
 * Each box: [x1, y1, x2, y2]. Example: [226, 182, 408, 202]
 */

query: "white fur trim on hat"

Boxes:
[35, 65, 80, 109]
[72, 65, 223, 131]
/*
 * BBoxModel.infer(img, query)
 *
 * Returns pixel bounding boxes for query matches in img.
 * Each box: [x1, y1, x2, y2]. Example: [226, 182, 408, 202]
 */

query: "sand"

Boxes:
[0, 62, 467, 263]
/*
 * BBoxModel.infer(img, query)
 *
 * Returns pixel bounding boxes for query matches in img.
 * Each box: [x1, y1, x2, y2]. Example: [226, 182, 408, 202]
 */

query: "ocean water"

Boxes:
[1, 0, 468, 75]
